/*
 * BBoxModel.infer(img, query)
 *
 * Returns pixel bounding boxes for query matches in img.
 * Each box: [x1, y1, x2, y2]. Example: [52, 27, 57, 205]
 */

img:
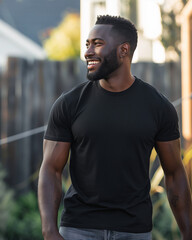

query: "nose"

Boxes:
[84, 45, 95, 59]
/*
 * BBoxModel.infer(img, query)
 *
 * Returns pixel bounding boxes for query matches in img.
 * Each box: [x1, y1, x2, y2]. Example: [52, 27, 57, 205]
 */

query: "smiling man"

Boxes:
[38, 15, 192, 240]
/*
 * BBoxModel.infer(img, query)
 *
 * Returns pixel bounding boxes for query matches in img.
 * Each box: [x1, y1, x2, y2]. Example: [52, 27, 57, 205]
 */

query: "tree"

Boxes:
[159, 0, 189, 60]
[43, 13, 80, 61]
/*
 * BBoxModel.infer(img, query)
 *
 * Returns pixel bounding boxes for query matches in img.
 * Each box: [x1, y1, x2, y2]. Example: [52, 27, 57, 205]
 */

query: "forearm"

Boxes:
[165, 166, 192, 239]
[38, 165, 62, 238]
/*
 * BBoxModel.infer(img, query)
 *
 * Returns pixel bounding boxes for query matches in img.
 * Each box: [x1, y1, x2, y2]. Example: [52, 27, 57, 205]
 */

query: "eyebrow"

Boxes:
[86, 38, 104, 42]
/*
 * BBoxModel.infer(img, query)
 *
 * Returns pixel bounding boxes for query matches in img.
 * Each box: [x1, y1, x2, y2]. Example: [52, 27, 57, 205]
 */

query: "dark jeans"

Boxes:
[59, 226, 152, 240]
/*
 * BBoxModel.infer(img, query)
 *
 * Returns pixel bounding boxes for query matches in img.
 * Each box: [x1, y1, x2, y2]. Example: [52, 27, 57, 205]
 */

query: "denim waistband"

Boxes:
[59, 226, 152, 240]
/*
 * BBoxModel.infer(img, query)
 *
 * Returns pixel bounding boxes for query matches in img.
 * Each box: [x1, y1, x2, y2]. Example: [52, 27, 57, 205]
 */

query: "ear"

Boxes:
[118, 42, 130, 58]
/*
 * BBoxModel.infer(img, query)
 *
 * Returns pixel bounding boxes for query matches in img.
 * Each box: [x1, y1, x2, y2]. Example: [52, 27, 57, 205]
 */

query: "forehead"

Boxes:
[87, 24, 115, 42]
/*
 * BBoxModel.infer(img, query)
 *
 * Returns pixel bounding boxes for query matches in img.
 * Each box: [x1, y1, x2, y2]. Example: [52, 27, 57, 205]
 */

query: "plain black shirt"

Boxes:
[44, 77, 180, 233]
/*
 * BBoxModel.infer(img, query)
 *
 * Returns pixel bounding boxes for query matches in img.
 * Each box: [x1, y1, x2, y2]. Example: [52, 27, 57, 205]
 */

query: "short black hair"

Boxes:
[95, 15, 138, 59]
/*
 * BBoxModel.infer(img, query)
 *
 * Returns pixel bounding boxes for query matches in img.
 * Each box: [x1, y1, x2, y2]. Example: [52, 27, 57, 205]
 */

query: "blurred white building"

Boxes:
[0, 19, 46, 69]
[80, 0, 165, 63]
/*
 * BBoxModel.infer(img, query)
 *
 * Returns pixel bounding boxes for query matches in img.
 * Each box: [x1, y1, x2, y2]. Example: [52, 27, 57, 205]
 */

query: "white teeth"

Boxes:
[88, 61, 99, 65]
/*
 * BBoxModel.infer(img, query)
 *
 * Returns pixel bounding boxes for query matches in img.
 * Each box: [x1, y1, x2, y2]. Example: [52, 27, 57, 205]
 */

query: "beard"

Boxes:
[87, 47, 121, 81]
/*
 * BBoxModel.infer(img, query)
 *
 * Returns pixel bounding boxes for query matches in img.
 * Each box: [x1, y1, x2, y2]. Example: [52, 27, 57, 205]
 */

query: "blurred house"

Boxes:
[80, 0, 165, 63]
[0, 19, 46, 70]
[0, 0, 80, 70]
[180, 0, 192, 144]
[0, 0, 80, 46]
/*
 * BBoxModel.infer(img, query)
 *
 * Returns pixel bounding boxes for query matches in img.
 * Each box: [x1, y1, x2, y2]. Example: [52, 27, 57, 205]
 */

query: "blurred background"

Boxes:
[0, 0, 191, 239]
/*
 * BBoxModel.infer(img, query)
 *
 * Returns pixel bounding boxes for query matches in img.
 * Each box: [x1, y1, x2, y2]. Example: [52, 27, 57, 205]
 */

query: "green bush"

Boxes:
[3, 190, 64, 240]
[0, 164, 14, 240]
[152, 191, 181, 240]
[4, 192, 43, 240]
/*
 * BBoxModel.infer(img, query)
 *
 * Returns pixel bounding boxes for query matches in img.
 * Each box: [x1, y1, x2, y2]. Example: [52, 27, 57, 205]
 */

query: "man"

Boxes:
[38, 15, 192, 240]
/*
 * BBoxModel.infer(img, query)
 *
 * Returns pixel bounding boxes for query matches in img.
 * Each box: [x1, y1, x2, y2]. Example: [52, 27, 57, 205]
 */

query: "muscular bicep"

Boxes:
[155, 138, 183, 175]
[42, 139, 71, 174]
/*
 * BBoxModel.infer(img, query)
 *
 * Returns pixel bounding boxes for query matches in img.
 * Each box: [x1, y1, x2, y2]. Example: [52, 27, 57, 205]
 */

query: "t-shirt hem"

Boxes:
[155, 134, 180, 142]
[44, 135, 72, 142]
[60, 222, 152, 233]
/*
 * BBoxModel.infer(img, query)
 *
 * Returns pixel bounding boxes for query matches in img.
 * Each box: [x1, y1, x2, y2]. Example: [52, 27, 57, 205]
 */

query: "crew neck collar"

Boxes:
[95, 76, 138, 96]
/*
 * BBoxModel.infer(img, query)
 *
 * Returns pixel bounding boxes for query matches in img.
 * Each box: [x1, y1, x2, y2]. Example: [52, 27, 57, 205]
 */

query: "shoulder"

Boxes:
[135, 77, 178, 126]
[135, 78, 179, 140]
[64, 80, 91, 96]
[50, 80, 94, 121]
[136, 77, 174, 109]
[47, 81, 93, 125]
[53, 80, 92, 107]
[61, 80, 92, 103]
[136, 77, 163, 98]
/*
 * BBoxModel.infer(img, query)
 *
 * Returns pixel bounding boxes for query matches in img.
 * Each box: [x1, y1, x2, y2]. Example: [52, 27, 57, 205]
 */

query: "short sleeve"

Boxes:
[155, 99, 180, 142]
[44, 95, 73, 142]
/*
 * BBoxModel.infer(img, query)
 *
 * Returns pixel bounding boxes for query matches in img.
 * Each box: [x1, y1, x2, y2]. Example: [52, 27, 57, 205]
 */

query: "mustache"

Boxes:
[85, 57, 101, 63]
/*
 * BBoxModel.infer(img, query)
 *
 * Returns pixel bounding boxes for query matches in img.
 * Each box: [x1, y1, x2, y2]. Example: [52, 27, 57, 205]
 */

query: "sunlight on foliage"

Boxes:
[150, 144, 192, 239]
[150, 144, 192, 194]
[43, 13, 80, 61]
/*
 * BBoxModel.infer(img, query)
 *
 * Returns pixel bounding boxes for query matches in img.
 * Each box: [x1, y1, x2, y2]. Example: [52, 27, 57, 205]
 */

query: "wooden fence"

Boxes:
[0, 57, 181, 193]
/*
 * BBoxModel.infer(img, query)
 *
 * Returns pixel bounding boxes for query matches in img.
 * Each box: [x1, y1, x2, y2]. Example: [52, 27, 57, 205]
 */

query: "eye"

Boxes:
[85, 43, 90, 49]
[94, 41, 103, 46]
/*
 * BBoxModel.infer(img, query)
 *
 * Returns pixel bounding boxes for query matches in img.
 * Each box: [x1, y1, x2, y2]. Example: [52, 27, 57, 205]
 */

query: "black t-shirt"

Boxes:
[44, 77, 180, 233]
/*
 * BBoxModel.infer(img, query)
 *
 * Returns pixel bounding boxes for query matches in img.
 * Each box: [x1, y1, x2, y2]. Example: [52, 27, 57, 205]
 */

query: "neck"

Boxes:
[99, 65, 134, 92]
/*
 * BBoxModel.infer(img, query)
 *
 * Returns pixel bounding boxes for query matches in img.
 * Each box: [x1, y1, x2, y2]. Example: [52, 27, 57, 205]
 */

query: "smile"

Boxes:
[87, 60, 100, 70]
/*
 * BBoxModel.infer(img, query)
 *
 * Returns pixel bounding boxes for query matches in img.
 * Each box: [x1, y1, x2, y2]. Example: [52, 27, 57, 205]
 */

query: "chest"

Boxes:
[71, 95, 158, 144]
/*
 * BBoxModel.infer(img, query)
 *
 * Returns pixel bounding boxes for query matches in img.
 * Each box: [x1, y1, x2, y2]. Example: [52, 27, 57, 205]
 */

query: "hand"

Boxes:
[44, 231, 64, 240]
[182, 231, 192, 240]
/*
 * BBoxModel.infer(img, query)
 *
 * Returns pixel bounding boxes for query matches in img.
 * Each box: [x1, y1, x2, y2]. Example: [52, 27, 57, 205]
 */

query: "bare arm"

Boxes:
[155, 139, 192, 240]
[38, 140, 71, 240]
